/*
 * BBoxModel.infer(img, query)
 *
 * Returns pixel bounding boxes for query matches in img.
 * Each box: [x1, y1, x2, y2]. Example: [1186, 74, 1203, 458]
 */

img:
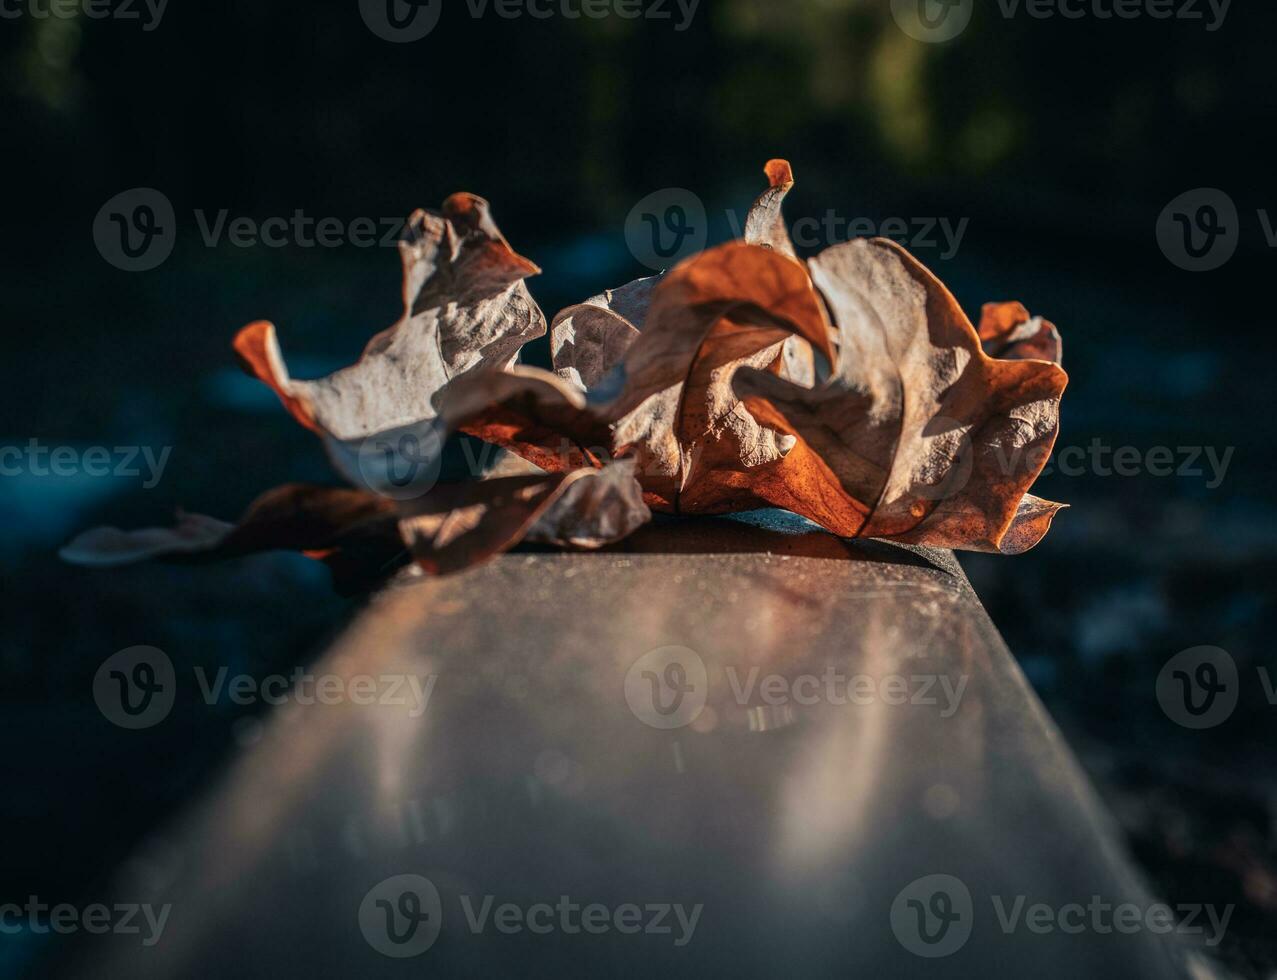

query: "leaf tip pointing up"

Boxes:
[442, 191, 542, 279]
[764, 158, 794, 189]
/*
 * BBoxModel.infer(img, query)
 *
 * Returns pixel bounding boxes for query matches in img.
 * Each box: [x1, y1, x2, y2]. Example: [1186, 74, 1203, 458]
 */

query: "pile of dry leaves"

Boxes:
[62, 161, 1067, 591]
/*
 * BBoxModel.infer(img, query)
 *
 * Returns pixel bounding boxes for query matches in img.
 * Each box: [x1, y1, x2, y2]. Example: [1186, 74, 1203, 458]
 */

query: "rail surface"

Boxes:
[53, 511, 1214, 978]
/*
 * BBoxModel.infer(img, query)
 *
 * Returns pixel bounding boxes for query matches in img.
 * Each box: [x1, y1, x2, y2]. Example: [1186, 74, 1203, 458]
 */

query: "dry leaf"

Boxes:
[742, 158, 819, 387]
[60, 485, 405, 590]
[60, 511, 238, 566]
[550, 275, 663, 390]
[525, 458, 651, 548]
[311, 163, 836, 517]
[550, 160, 808, 393]
[978, 301, 1063, 364]
[320, 364, 609, 496]
[64, 159, 1071, 585]
[602, 238, 834, 510]
[450, 366, 612, 474]
[735, 237, 1067, 554]
[744, 158, 798, 257]
[551, 301, 642, 392]
[419, 177, 838, 515]
[399, 463, 649, 576]
[233, 193, 544, 442]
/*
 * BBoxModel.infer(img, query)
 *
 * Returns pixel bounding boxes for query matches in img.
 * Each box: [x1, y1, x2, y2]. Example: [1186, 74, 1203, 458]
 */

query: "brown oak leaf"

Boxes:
[600, 240, 834, 512]
[233, 193, 544, 442]
[550, 275, 660, 390]
[741, 158, 819, 387]
[549, 160, 813, 394]
[440, 237, 837, 514]
[399, 462, 650, 576]
[63, 159, 1071, 585]
[978, 301, 1063, 364]
[735, 237, 1067, 554]
[59, 485, 407, 592]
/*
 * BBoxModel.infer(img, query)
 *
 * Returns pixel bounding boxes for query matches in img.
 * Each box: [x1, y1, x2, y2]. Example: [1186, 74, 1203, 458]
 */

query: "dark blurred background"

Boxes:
[2, 0, 1275, 975]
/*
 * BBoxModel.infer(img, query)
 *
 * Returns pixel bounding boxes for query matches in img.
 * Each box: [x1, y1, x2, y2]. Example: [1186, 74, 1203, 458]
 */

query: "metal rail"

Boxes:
[51, 512, 1218, 978]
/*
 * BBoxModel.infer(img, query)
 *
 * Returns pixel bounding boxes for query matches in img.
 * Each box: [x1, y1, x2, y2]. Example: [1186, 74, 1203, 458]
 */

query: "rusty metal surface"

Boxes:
[53, 512, 1209, 978]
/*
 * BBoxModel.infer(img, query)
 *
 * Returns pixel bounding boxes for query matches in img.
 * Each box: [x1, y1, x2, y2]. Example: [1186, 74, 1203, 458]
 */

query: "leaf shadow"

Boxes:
[518, 508, 958, 577]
